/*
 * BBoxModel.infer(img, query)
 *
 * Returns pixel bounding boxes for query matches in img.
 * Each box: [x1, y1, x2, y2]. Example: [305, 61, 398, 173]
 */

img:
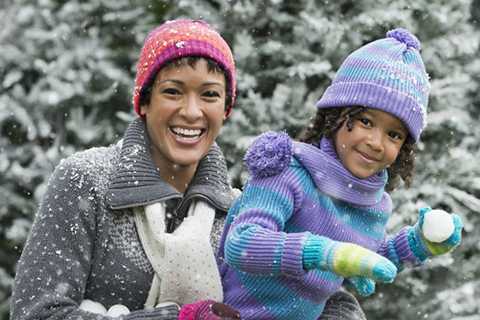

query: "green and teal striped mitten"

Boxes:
[303, 235, 397, 284]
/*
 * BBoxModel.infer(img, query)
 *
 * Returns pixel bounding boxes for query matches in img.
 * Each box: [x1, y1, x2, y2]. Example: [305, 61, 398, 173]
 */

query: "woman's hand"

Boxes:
[179, 300, 242, 320]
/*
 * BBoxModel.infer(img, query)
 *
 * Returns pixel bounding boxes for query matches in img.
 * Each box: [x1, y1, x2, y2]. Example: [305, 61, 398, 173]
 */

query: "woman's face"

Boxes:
[334, 108, 408, 179]
[141, 59, 227, 174]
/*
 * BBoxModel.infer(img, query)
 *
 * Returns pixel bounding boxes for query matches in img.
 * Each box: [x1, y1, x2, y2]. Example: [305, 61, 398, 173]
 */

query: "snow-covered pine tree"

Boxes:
[1, 0, 479, 319]
[209, 1, 479, 318]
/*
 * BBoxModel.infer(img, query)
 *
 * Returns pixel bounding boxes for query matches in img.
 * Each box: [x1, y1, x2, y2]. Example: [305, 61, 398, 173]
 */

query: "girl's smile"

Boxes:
[356, 150, 380, 164]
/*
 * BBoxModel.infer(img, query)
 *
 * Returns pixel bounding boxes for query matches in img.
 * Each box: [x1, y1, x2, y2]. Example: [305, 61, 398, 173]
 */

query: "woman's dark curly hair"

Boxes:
[298, 106, 416, 192]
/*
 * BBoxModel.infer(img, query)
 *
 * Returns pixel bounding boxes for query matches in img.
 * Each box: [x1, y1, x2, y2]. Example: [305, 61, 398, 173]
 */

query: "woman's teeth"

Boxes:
[171, 127, 203, 140]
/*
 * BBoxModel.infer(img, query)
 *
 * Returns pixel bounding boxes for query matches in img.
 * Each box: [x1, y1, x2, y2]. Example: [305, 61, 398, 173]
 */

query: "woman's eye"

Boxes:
[203, 91, 221, 98]
[163, 88, 181, 95]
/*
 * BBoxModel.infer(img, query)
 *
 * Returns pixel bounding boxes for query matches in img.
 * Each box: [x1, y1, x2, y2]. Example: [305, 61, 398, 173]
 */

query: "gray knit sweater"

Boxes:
[10, 118, 236, 320]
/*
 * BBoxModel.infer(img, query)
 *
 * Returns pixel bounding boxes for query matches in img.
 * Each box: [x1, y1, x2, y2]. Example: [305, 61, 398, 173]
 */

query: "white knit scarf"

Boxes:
[133, 200, 223, 309]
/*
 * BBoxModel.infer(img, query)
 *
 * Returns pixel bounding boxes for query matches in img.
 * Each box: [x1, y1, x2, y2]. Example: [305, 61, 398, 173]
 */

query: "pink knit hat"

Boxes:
[133, 19, 236, 117]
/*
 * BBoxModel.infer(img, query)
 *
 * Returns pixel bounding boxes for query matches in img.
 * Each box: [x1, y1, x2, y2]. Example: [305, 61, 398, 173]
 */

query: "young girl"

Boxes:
[217, 29, 463, 320]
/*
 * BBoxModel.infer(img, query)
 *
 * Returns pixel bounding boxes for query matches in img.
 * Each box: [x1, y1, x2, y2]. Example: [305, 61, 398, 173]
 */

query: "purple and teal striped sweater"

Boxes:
[217, 132, 424, 320]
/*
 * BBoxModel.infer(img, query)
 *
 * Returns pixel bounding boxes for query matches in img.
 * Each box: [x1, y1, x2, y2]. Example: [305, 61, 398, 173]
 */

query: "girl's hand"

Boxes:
[304, 236, 397, 283]
[345, 276, 376, 296]
[409, 206, 463, 261]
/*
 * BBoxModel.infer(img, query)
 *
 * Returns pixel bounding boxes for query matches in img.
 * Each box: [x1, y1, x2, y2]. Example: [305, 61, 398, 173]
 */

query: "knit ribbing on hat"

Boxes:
[316, 28, 429, 142]
[133, 19, 236, 116]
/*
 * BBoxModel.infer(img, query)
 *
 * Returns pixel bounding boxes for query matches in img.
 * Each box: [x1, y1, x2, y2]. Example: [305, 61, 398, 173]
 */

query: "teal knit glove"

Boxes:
[303, 235, 397, 283]
[345, 276, 376, 296]
[408, 206, 463, 261]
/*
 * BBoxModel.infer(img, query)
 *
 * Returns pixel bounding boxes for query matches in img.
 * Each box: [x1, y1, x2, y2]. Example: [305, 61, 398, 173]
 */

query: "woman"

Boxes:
[10, 19, 367, 320]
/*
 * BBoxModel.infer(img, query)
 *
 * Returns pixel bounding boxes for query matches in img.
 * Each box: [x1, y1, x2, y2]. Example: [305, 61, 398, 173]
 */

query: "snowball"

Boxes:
[423, 210, 455, 243]
[107, 304, 131, 317]
[79, 299, 107, 316]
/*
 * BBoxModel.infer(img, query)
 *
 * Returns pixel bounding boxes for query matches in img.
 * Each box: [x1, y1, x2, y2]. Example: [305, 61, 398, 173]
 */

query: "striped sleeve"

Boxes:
[224, 165, 310, 277]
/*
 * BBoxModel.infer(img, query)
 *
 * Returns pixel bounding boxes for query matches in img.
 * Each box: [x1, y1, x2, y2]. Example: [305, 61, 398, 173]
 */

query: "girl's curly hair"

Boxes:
[298, 106, 416, 192]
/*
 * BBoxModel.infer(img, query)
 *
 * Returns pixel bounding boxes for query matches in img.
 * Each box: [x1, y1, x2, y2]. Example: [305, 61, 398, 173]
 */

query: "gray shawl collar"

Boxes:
[106, 118, 235, 218]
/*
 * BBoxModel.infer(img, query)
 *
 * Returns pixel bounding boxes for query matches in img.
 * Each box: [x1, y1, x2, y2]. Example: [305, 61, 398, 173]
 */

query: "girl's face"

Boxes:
[140, 59, 227, 173]
[334, 108, 408, 179]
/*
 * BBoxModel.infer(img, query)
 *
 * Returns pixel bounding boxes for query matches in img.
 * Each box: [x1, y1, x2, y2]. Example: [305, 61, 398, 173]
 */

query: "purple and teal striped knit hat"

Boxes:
[133, 19, 236, 117]
[317, 28, 429, 142]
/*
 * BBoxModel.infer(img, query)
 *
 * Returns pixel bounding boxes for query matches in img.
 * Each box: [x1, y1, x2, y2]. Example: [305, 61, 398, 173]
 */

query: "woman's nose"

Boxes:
[179, 95, 202, 121]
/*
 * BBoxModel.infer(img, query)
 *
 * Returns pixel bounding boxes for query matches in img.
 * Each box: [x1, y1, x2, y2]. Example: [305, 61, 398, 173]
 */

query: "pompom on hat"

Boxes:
[133, 19, 236, 117]
[316, 28, 430, 142]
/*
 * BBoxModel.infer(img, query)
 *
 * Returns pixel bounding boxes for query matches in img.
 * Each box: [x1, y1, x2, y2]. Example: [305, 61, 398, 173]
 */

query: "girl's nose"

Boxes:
[366, 129, 384, 151]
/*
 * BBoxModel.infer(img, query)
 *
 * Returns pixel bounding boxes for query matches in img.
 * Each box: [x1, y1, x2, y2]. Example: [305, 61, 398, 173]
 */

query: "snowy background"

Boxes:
[1, 0, 479, 319]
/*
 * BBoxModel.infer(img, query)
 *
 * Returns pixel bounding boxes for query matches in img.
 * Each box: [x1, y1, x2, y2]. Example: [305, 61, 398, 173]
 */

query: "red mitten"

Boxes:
[179, 300, 241, 320]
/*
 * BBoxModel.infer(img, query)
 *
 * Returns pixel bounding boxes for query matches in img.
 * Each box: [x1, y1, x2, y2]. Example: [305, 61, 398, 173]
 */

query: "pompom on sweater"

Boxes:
[244, 131, 293, 178]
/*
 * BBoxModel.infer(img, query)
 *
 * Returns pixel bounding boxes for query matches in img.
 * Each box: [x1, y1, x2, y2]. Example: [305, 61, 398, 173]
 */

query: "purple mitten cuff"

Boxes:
[282, 232, 309, 277]
[395, 227, 427, 268]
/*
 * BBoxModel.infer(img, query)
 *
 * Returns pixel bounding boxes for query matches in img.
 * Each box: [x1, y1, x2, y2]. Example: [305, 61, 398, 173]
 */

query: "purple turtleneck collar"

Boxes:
[243, 131, 388, 207]
[292, 138, 387, 207]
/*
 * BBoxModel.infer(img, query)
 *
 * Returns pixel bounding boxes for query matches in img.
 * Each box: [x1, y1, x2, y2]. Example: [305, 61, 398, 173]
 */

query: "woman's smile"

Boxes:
[169, 126, 206, 143]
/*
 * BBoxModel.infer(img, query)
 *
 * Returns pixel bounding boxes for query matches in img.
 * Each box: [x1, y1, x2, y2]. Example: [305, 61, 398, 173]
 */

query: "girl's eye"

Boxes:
[358, 118, 372, 126]
[388, 132, 403, 140]
[202, 91, 221, 98]
[163, 88, 181, 95]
